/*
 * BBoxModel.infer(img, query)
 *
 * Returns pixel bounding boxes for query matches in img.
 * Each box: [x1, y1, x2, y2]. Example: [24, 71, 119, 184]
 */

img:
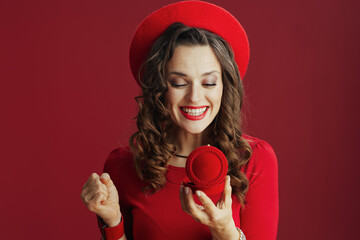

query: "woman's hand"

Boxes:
[180, 175, 239, 240]
[81, 173, 121, 227]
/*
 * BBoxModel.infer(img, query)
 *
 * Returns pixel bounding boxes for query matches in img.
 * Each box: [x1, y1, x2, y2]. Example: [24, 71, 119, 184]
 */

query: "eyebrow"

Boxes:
[167, 70, 220, 77]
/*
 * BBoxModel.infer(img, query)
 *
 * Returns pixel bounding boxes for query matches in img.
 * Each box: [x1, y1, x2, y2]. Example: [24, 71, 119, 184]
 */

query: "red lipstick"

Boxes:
[179, 106, 208, 121]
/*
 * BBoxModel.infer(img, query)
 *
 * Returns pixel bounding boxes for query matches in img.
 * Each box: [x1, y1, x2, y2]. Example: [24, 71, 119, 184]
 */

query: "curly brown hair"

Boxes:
[129, 22, 252, 204]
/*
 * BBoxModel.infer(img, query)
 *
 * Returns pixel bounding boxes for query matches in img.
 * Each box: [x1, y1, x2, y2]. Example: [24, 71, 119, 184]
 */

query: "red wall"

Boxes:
[1, 0, 359, 239]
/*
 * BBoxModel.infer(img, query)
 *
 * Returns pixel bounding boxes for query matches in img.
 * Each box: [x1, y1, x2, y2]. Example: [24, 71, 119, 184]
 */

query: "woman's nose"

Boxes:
[186, 83, 202, 103]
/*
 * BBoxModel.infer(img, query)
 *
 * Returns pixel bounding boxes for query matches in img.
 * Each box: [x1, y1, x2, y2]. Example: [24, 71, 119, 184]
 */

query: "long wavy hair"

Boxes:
[129, 22, 252, 204]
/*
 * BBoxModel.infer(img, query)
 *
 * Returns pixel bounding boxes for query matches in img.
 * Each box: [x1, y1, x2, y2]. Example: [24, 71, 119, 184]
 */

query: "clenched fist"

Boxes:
[81, 173, 121, 227]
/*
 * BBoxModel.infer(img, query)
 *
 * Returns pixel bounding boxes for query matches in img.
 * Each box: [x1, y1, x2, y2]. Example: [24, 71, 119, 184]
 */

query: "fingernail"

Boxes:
[185, 187, 189, 195]
[196, 191, 201, 197]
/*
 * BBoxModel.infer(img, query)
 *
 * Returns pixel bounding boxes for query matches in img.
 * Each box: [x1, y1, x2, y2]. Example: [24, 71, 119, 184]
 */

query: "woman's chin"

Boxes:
[179, 126, 209, 136]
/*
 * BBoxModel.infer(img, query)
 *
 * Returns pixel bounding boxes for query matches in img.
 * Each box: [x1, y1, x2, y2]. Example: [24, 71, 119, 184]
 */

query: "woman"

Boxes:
[81, 1, 278, 240]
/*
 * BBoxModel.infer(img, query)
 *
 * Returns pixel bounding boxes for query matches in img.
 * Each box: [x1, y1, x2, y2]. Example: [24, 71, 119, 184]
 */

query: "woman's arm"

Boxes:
[240, 140, 279, 240]
[81, 173, 127, 240]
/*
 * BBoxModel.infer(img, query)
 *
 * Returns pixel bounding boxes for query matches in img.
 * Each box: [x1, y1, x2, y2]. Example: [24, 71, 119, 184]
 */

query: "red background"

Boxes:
[1, 0, 359, 239]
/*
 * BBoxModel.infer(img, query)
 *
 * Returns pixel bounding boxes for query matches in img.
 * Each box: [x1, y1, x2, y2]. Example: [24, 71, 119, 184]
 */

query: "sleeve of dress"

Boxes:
[97, 148, 134, 240]
[96, 149, 122, 239]
[240, 140, 279, 240]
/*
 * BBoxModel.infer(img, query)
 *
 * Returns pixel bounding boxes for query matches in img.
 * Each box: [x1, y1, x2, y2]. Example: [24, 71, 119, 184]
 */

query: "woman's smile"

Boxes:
[180, 106, 209, 120]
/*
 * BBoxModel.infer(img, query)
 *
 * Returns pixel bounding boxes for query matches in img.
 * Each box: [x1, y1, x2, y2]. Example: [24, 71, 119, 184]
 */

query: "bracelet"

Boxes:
[235, 227, 246, 240]
[99, 215, 125, 240]
[211, 227, 246, 240]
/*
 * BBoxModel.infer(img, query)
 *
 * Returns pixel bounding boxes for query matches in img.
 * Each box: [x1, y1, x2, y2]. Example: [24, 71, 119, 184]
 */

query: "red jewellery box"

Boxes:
[183, 146, 228, 196]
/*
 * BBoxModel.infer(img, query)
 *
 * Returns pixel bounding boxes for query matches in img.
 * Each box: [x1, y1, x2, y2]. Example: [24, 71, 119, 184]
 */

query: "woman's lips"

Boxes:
[180, 106, 209, 120]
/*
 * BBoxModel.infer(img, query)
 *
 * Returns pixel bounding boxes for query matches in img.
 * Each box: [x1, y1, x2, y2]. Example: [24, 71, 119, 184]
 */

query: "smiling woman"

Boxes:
[131, 22, 251, 201]
[80, 1, 278, 240]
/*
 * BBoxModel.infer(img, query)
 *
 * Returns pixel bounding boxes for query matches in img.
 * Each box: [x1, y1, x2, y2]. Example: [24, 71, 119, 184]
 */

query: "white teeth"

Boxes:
[181, 107, 207, 116]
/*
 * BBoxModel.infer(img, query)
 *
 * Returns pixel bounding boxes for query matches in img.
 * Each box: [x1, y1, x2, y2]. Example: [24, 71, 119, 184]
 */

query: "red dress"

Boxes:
[99, 135, 279, 240]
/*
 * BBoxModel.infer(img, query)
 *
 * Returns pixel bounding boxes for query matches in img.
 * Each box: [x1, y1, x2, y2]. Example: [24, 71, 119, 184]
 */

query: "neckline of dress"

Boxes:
[168, 164, 185, 170]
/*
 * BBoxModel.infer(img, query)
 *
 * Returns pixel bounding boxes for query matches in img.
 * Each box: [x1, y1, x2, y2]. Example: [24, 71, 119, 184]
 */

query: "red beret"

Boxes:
[129, 0, 250, 85]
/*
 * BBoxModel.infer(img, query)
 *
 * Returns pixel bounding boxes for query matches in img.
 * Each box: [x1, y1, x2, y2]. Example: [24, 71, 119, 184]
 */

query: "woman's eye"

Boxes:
[203, 77, 218, 87]
[203, 83, 217, 87]
[170, 82, 187, 87]
[169, 79, 187, 87]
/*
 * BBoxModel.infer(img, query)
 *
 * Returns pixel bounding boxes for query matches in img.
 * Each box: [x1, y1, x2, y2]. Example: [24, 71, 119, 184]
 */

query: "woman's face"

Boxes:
[164, 45, 223, 135]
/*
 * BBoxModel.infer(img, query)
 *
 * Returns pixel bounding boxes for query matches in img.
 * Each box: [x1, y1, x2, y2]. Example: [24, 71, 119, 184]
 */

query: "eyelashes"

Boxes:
[170, 82, 187, 87]
[168, 79, 217, 88]
[169, 82, 217, 88]
[203, 83, 217, 87]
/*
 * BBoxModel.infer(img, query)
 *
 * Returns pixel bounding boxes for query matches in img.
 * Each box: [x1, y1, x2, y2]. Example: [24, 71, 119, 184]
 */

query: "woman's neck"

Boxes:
[168, 127, 212, 167]
[174, 130, 209, 153]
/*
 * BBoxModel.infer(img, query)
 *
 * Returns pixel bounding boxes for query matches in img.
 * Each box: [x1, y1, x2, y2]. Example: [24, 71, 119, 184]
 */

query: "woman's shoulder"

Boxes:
[241, 134, 278, 177]
[103, 146, 134, 173]
[242, 134, 276, 156]
[103, 146, 146, 198]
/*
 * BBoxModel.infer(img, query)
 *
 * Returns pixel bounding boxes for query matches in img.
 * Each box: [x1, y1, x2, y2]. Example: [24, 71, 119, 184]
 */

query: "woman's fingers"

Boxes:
[82, 173, 99, 190]
[178, 177, 236, 238]
[88, 172, 100, 183]
[88, 192, 107, 212]
[182, 187, 210, 223]
[81, 179, 108, 201]
[180, 185, 193, 214]
[101, 172, 118, 202]
[81, 173, 115, 209]
[81, 173, 121, 227]
[83, 185, 108, 202]
[195, 190, 217, 216]
[81, 173, 103, 196]
[223, 175, 232, 208]
[179, 185, 186, 212]
[100, 173, 111, 185]
[182, 187, 199, 219]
